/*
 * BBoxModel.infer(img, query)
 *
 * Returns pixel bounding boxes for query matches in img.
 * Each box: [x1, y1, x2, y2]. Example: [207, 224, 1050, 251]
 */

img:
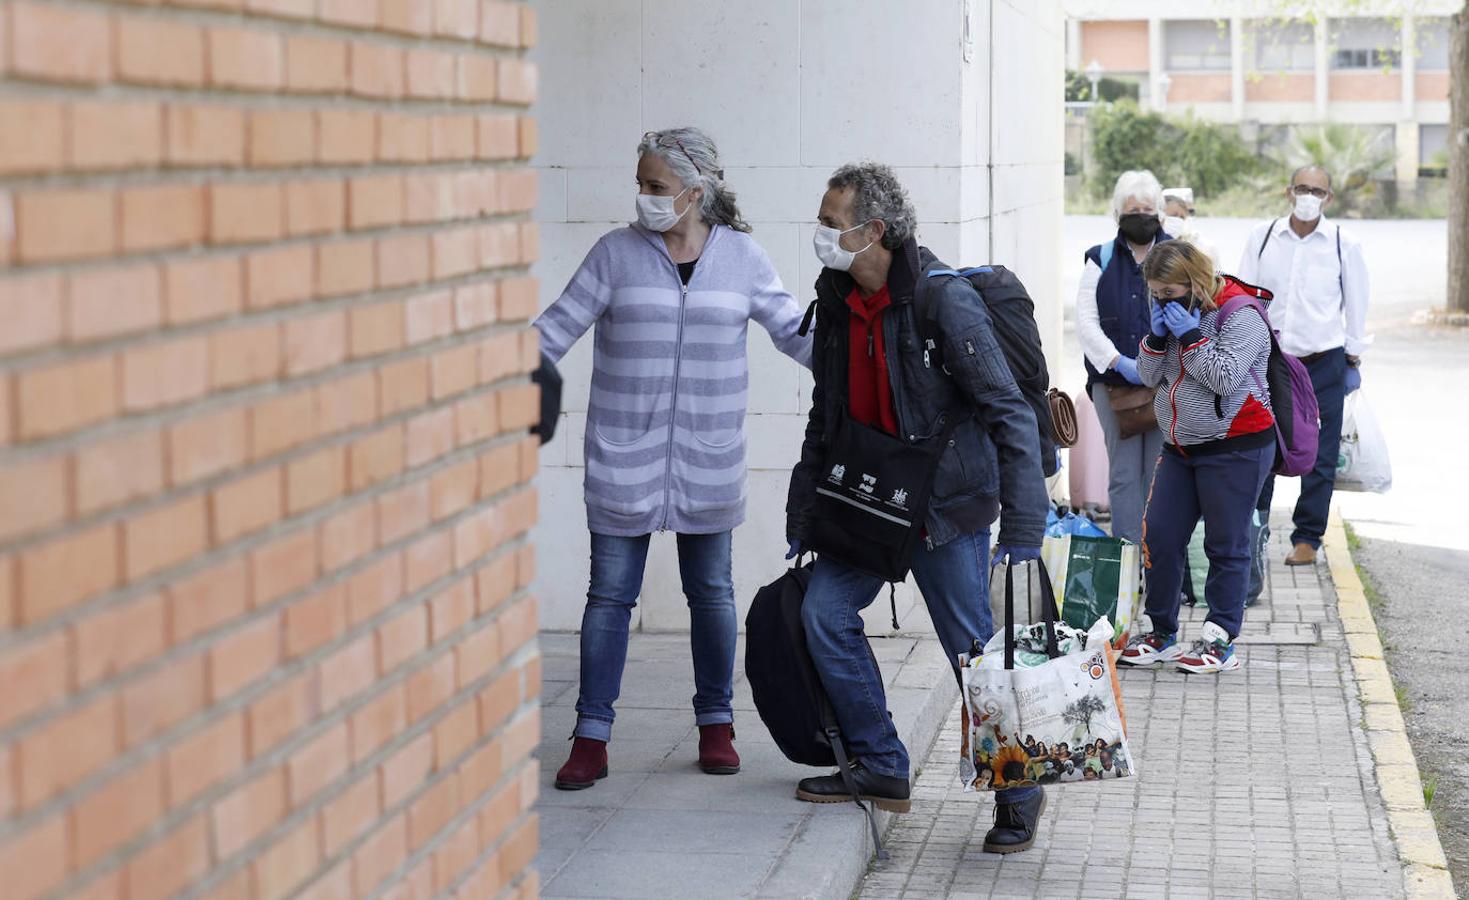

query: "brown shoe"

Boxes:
[554, 737, 608, 790]
[1284, 543, 1317, 567]
[697, 724, 740, 774]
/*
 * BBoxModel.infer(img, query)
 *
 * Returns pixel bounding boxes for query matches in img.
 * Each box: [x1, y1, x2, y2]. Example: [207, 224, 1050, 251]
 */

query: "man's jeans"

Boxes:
[802, 528, 1038, 805]
[573, 531, 736, 742]
[1258, 347, 1347, 550]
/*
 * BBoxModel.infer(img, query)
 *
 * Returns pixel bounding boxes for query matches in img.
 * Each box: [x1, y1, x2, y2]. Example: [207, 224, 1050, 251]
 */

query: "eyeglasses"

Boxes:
[1290, 184, 1329, 199]
[643, 131, 723, 180]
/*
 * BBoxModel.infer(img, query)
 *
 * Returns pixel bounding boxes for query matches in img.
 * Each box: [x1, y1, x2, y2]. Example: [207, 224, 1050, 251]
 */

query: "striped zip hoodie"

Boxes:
[1136, 276, 1275, 454]
[534, 223, 813, 537]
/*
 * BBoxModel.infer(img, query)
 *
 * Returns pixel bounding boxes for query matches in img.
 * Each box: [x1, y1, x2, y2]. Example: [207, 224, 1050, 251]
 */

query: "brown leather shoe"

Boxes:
[1284, 543, 1317, 567]
[697, 724, 740, 774]
[554, 737, 608, 790]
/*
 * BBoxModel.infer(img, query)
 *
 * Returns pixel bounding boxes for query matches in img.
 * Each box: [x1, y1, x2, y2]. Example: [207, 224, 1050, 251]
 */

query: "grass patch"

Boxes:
[1395, 683, 1414, 713]
[1423, 775, 1438, 809]
[1343, 522, 1387, 614]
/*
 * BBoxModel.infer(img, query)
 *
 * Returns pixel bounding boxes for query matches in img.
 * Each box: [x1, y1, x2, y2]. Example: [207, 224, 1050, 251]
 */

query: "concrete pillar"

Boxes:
[1399, 14, 1418, 183]
[1314, 16, 1330, 119]
[1148, 17, 1164, 112]
[1067, 17, 1082, 71]
[1230, 16, 1246, 121]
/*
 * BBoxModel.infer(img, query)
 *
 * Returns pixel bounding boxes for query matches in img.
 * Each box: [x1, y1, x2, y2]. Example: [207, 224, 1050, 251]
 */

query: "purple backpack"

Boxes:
[1217, 287, 1320, 477]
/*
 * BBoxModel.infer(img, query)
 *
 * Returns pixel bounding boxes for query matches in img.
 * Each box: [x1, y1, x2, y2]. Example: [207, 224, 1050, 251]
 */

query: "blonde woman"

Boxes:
[1120, 242, 1275, 675]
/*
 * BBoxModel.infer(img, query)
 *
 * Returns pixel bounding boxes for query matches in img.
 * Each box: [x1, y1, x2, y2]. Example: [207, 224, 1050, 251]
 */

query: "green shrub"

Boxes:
[1088, 101, 1261, 200]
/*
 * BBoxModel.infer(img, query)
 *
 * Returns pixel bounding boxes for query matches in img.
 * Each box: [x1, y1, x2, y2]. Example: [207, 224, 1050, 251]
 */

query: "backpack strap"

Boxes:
[1257, 218, 1279, 260]
[918, 267, 962, 372]
[1335, 224, 1344, 300]
[1098, 241, 1113, 273]
[797, 298, 817, 337]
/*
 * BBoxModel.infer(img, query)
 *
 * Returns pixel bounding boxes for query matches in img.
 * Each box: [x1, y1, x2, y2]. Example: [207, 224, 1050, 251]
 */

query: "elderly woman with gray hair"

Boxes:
[533, 127, 812, 791]
[1075, 170, 1174, 543]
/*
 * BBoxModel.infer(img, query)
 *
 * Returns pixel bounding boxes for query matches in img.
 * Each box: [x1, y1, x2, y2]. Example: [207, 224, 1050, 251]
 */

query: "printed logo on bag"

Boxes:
[827, 463, 846, 485]
[858, 473, 877, 495]
[888, 488, 909, 510]
[1083, 651, 1106, 680]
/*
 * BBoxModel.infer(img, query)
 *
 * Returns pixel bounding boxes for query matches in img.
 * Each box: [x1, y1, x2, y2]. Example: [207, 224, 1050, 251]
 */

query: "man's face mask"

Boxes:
[813, 221, 874, 271]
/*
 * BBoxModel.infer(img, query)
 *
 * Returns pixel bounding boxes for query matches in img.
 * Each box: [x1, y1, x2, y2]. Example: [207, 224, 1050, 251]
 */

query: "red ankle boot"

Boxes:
[698, 724, 740, 775]
[554, 737, 608, 790]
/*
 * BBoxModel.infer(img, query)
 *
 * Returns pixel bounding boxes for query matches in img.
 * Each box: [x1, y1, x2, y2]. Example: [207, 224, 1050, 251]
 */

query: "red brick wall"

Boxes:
[0, 1, 542, 898]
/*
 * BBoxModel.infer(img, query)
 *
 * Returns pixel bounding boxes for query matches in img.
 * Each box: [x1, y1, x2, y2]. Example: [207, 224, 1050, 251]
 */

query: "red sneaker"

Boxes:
[554, 737, 608, 790]
[698, 724, 740, 775]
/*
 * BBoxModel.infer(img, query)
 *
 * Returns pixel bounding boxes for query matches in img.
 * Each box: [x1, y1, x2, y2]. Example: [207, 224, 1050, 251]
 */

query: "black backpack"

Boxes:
[919, 265, 1061, 477]
[745, 561, 889, 858]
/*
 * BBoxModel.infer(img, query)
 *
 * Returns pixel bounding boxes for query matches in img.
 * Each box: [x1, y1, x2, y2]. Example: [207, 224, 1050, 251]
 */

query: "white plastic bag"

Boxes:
[1336, 391, 1392, 493]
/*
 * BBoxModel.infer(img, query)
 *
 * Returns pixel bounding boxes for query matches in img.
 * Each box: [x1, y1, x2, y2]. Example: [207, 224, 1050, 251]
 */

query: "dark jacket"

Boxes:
[786, 240, 1048, 550]
[1083, 231, 1173, 391]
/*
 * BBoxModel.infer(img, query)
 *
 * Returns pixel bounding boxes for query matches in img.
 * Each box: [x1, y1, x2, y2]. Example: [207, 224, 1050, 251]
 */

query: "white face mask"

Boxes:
[1162, 215, 1188, 236]
[813, 221, 874, 271]
[636, 187, 692, 232]
[1293, 193, 1324, 222]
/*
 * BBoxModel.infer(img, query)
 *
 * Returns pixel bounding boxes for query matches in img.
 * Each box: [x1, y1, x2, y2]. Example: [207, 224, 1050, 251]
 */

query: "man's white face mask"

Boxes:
[1293, 192, 1324, 223]
[813, 221, 874, 271]
[1163, 215, 1188, 236]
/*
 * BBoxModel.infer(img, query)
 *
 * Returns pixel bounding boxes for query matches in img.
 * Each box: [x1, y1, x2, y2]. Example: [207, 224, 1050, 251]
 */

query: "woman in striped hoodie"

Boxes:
[534, 128, 813, 790]
[1120, 241, 1275, 675]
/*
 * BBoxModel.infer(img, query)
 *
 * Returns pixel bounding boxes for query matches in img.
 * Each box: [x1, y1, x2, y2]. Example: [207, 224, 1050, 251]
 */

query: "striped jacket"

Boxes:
[1136, 277, 1275, 452]
[534, 224, 813, 537]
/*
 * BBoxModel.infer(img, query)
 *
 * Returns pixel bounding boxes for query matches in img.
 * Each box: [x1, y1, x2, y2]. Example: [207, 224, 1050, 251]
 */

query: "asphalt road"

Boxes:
[1060, 214, 1468, 887]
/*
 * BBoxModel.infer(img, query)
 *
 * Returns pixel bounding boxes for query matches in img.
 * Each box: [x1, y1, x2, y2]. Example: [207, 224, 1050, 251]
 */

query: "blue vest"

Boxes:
[1083, 231, 1172, 389]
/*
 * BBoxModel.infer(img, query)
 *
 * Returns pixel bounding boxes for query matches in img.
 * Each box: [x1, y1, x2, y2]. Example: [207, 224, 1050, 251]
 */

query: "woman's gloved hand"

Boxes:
[1163, 303, 1202, 339]
[1113, 355, 1142, 385]
[1149, 302, 1169, 338]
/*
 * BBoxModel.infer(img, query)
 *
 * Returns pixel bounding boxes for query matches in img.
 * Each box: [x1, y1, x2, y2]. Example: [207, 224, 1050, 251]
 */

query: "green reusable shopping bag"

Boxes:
[1058, 535, 1138, 647]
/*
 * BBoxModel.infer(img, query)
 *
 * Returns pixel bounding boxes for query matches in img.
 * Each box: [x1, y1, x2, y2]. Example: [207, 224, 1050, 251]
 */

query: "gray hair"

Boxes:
[1290, 164, 1332, 190]
[637, 127, 751, 233]
[1110, 169, 1164, 222]
[827, 163, 917, 250]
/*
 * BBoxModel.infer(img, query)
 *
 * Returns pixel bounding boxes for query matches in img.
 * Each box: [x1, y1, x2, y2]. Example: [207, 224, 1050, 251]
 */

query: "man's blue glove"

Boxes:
[1345, 365, 1361, 394]
[1113, 355, 1142, 385]
[1163, 303, 1202, 339]
[991, 544, 1042, 568]
[785, 539, 803, 560]
[1149, 302, 1169, 337]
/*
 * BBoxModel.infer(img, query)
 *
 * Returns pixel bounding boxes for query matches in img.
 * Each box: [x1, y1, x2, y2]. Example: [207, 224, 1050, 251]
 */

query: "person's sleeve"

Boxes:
[1179, 308, 1271, 396]
[785, 307, 826, 543]
[1136, 331, 1168, 388]
[748, 249, 814, 370]
[532, 237, 614, 364]
[934, 281, 1048, 548]
[1342, 234, 1372, 357]
[1075, 260, 1119, 373]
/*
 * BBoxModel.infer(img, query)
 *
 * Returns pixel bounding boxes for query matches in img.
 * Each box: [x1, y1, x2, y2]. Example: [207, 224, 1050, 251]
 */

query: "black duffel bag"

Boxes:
[805, 409, 963, 583]
[745, 559, 889, 857]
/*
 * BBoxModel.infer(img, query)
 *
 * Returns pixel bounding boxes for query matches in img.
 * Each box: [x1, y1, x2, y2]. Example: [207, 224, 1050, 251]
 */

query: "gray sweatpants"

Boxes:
[1090, 383, 1165, 543]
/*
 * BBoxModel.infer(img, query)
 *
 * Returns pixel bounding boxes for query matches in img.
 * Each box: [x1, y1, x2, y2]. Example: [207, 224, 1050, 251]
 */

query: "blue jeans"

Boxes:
[1258, 347, 1347, 550]
[802, 528, 1037, 805]
[1142, 445, 1274, 640]
[573, 531, 737, 742]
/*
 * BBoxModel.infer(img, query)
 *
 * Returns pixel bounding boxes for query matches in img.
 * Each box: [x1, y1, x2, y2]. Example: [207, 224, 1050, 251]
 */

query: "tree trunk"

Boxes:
[1450, 2, 1469, 313]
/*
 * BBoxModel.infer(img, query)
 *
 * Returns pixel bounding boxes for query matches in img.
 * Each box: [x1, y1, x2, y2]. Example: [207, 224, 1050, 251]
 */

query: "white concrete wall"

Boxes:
[530, 0, 1065, 633]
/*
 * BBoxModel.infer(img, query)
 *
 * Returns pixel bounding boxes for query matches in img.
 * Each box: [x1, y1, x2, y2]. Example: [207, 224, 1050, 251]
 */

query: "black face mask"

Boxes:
[1118, 213, 1161, 245]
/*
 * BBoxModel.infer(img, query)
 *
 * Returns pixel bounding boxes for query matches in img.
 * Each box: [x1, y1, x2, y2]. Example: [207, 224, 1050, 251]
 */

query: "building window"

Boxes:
[1331, 17, 1401, 69]
[1165, 20, 1232, 71]
[1420, 123, 1448, 170]
[1250, 20, 1315, 72]
[1416, 17, 1450, 70]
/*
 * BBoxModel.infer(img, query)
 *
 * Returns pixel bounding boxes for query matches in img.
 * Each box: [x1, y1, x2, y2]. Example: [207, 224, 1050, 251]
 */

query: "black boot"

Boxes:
[795, 761, 911, 813]
[983, 787, 1047, 853]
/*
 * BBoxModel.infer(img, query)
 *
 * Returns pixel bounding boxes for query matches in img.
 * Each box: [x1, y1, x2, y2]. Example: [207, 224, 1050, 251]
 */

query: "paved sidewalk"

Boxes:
[533, 630, 957, 899]
[856, 519, 1411, 899]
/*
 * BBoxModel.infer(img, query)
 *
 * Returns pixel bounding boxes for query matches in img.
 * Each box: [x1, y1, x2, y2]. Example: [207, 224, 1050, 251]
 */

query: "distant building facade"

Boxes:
[1064, 0, 1458, 181]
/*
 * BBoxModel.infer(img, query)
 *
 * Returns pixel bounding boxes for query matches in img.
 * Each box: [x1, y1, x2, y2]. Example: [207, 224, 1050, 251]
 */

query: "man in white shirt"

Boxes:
[1237, 165, 1370, 568]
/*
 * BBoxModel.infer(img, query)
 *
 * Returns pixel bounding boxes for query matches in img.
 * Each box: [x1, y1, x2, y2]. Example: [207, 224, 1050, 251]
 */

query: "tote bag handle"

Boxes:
[1002, 559, 1060, 670]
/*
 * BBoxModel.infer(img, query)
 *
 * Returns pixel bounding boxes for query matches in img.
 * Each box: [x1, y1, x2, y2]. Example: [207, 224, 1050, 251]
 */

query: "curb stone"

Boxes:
[1324, 512, 1458, 899]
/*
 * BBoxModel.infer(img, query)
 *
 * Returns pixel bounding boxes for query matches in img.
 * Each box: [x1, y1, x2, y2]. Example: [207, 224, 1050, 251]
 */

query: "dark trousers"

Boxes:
[1258, 347, 1347, 550]
[1142, 445, 1274, 640]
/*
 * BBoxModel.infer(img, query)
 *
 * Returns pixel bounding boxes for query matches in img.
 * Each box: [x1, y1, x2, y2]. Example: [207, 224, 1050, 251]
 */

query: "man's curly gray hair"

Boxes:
[827, 163, 917, 250]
